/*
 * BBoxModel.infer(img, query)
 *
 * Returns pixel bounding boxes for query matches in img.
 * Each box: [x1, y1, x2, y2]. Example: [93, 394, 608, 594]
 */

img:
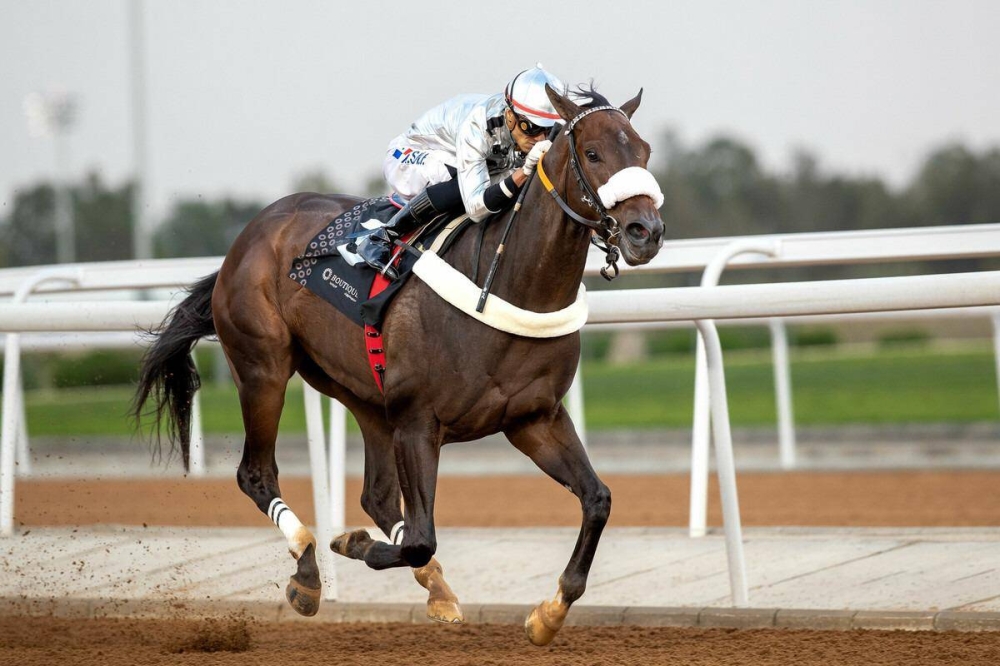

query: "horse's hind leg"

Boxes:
[217, 324, 321, 616]
[326, 402, 463, 623]
[505, 405, 611, 646]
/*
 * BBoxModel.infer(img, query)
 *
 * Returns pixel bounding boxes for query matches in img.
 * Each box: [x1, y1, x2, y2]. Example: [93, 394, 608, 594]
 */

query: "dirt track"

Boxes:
[7, 470, 1000, 665]
[3, 616, 1000, 666]
[14, 469, 1000, 528]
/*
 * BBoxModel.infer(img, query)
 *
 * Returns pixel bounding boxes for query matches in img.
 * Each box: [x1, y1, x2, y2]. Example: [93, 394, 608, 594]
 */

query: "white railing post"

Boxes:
[690, 241, 779, 538]
[328, 397, 346, 533]
[15, 369, 30, 477]
[1, 268, 81, 536]
[186, 354, 206, 476]
[689, 333, 711, 537]
[770, 319, 797, 468]
[992, 311, 1000, 418]
[695, 319, 749, 606]
[303, 382, 337, 600]
[188, 390, 206, 476]
[1, 331, 22, 536]
[567, 359, 588, 450]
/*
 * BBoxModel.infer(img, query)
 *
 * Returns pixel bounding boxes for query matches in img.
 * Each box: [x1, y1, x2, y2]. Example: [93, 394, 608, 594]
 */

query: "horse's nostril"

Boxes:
[626, 223, 649, 242]
[651, 225, 663, 245]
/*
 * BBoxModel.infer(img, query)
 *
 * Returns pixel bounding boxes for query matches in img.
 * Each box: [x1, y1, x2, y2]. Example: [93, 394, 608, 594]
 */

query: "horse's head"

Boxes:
[542, 85, 664, 266]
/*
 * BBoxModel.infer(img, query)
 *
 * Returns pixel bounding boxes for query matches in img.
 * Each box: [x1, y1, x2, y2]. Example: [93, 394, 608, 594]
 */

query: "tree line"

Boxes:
[2, 135, 999, 267]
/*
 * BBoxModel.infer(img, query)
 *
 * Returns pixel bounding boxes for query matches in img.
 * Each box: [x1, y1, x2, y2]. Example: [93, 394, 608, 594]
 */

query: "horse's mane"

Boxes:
[569, 83, 612, 110]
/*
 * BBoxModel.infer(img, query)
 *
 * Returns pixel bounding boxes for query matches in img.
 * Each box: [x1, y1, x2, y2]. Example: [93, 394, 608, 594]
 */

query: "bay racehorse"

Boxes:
[133, 84, 663, 646]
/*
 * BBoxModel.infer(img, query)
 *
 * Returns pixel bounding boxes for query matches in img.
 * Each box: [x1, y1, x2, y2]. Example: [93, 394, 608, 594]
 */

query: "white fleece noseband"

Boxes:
[412, 251, 588, 338]
[597, 167, 664, 209]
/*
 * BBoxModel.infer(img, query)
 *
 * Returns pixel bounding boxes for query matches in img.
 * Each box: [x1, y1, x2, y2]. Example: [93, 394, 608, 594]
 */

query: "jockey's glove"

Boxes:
[521, 140, 552, 176]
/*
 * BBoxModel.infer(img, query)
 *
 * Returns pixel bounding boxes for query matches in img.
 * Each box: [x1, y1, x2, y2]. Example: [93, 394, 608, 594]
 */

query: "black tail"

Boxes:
[132, 271, 219, 470]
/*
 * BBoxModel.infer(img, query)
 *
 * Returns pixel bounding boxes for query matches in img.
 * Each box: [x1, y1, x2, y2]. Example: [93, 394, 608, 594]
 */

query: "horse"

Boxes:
[133, 83, 664, 646]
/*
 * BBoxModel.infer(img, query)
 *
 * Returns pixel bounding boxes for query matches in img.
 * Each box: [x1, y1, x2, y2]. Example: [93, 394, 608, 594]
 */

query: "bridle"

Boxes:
[536, 104, 631, 280]
[476, 102, 634, 311]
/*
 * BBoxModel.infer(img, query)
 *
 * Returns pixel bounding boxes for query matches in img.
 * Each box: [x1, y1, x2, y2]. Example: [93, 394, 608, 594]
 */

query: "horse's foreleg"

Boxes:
[335, 424, 440, 568]
[328, 410, 463, 622]
[393, 421, 441, 569]
[413, 557, 463, 623]
[330, 408, 410, 569]
[505, 406, 611, 646]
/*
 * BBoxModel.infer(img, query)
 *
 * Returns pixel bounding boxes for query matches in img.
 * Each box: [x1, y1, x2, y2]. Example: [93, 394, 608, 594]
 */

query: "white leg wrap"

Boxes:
[389, 521, 405, 545]
[268, 497, 312, 557]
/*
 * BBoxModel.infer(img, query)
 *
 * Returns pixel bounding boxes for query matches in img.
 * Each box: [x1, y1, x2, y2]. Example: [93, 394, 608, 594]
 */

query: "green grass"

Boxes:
[582, 346, 998, 428]
[15, 345, 999, 438]
[23, 382, 317, 438]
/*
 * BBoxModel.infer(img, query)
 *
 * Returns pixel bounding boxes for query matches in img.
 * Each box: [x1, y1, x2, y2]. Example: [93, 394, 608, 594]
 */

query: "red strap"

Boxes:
[364, 229, 415, 394]
[364, 274, 392, 393]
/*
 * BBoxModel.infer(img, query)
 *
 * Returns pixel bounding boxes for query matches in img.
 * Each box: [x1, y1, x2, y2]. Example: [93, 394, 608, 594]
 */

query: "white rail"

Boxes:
[689, 240, 780, 540]
[582, 223, 1000, 275]
[1, 224, 998, 299]
[4, 268, 1000, 606]
[4, 224, 1000, 605]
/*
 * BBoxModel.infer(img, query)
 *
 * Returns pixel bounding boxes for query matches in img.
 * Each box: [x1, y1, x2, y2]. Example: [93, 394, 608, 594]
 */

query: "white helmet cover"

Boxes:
[504, 64, 565, 127]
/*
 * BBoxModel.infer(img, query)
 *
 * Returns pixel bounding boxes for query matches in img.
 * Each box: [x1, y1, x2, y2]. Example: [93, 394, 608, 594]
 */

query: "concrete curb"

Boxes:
[3, 597, 1000, 632]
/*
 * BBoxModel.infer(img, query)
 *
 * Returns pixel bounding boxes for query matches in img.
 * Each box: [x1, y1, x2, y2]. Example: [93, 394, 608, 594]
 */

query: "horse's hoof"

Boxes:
[427, 599, 465, 624]
[286, 576, 321, 617]
[524, 600, 568, 647]
[331, 529, 372, 559]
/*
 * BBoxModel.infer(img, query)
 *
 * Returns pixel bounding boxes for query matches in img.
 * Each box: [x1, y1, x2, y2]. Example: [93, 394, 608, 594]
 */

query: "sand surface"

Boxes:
[3, 616, 1000, 666]
[14, 470, 1000, 528]
[7, 470, 1000, 664]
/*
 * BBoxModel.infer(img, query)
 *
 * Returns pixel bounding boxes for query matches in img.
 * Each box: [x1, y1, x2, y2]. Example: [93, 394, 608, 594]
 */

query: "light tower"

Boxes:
[129, 0, 152, 261]
[23, 91, 78, 264]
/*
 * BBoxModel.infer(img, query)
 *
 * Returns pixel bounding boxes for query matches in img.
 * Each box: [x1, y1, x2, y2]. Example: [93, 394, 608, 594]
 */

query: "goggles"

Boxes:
[511, 109, 548, 137]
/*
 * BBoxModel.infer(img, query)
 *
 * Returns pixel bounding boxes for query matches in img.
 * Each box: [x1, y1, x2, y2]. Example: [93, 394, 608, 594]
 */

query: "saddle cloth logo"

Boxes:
[321, 266, 360, 302]
[392, 148, 429, 165]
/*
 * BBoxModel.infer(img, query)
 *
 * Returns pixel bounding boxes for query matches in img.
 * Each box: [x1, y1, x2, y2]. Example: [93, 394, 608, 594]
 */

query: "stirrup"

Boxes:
[379, 245, 406, 279]
[356, 234, 398, 279]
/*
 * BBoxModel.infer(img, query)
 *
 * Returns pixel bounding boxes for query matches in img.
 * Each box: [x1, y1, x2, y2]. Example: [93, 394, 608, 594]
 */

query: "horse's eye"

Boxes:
[585, 149, 600, 163]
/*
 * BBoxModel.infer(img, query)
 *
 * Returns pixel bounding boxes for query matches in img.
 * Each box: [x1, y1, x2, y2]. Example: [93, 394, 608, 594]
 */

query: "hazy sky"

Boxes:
[2, 0, 998, 220]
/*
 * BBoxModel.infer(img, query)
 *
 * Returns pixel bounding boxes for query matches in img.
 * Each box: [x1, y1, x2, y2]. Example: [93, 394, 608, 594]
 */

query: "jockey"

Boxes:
[356, 64, 566, 279]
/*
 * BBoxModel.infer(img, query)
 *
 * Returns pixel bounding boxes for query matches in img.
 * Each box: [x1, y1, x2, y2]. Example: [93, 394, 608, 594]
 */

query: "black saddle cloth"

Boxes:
[288, 196, 470, 328]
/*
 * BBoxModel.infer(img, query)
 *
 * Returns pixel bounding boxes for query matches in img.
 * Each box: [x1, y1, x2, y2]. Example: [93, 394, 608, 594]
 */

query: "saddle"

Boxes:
[288, 195, 473, 328]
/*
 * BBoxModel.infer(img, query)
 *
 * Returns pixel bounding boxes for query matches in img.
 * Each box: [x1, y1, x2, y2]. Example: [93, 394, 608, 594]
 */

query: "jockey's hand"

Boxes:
[521, 140, 552, 176]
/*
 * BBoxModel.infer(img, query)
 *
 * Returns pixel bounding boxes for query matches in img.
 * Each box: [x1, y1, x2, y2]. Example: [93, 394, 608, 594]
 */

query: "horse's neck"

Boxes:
[490, 174, 592, 313]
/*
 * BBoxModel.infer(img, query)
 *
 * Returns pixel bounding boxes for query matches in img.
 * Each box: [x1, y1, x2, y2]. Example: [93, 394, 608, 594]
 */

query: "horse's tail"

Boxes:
[132, 271, 219, 470]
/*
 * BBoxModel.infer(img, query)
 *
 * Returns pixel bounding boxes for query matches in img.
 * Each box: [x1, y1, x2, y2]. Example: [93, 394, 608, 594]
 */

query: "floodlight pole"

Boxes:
[129, 0, 153, 261]
[24, 92, 77, 264]
[53, 115, 75, 264]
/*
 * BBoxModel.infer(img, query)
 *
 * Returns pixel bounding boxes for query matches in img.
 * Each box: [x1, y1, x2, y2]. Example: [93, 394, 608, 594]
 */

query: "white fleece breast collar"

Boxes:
[411, 251, 588, 338]
[408, 166, 660, 337]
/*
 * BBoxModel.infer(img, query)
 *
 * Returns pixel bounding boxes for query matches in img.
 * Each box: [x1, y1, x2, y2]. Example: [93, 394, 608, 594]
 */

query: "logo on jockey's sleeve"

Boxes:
[392, 148, 429, 166]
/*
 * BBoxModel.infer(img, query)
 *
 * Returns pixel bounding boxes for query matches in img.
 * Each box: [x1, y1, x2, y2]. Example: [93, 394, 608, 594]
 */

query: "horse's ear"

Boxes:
[545, 84, 580, 121]
[620, 88, 643, 119]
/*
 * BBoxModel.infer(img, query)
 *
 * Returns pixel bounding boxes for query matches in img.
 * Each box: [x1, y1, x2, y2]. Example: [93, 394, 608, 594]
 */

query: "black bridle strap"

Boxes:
[536, 157, 605, 231]
[564, 105, 628, 213]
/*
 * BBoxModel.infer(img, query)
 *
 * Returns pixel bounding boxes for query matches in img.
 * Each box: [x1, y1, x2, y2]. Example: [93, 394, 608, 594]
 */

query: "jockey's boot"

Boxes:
[356, 190, 438, 280]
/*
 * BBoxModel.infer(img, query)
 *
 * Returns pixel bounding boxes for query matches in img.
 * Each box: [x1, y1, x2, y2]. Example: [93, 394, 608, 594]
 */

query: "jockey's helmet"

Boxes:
[504, 64, 565, 131]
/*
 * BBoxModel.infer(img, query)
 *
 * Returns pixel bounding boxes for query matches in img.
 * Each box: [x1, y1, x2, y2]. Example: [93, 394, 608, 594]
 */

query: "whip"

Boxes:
[476, 124, 562, 313]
